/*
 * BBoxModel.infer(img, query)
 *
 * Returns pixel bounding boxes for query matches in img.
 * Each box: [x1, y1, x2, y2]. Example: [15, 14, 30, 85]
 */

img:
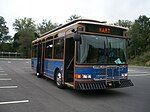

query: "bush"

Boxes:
[128, 51, 150, 66]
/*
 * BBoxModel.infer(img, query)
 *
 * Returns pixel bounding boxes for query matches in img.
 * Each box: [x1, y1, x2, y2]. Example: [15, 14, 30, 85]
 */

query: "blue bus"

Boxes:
[31, 19, 134, 90]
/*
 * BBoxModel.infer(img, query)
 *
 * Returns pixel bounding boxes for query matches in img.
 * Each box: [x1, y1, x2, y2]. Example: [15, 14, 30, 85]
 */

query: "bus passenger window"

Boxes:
[45, 41, 53, 58]
[32, 45, 37, 58]
[54, 38, 64, 59]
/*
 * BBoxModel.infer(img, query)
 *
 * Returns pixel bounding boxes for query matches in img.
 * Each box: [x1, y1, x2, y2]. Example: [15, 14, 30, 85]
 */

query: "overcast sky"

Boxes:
[0, 0, 150, 36]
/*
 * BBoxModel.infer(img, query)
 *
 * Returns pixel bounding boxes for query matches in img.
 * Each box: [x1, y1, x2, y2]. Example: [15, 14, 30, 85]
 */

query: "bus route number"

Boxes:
[99, 27, 110, 34]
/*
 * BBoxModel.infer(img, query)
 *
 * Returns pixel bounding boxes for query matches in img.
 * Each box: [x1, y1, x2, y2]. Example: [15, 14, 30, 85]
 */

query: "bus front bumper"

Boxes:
[75, 79, 134, 90]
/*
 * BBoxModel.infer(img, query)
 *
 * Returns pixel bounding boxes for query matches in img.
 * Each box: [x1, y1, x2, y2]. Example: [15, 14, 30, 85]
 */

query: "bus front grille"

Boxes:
[76, 81, 106, 90]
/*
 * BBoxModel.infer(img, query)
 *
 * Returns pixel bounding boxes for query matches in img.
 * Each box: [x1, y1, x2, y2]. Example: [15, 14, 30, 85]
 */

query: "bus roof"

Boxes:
[32, 19, 128, 43]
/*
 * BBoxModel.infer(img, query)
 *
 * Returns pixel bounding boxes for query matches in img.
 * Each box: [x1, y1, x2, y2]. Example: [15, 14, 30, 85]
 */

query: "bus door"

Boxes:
[64, 38, 75, 82]
[37, 43, 44, 76]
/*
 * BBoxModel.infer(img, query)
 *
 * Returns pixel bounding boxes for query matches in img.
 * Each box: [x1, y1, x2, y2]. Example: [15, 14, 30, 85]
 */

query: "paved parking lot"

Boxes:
[0, 59, 150, 112]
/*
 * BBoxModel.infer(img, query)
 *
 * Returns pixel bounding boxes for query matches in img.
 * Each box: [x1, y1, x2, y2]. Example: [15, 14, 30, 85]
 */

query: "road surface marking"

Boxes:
[0, 78, 12, 81]
[0, 74, 8, 76]
[129, 74, 150, 77]
[26, 61, 29, 63]
[0, 86, 18, 89]
[0, 100, 29, 105]
[128, 69, 136, 72]
[0, 71, 4, 72]
[129, 72, 149, 74]
[8, 61, 11, 63]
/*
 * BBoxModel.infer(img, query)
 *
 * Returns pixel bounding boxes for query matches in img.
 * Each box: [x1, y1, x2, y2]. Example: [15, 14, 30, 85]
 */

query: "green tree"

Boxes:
[12, 33, 20, 52]
[13, 17, 36, 58]
[0, 16, 12, 52]
[0, 43, 13, 52]
[37, 19, 59, 34]
[13, 17, 36, 31]
[0, 16, 11, 43]
[66, 14, 82, 22]
[128, 15, 150, 58]
[114, 20, 132, 28]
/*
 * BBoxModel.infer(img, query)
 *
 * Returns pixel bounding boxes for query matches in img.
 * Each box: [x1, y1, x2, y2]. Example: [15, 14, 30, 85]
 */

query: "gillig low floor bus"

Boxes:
[31, 19, 134, 90]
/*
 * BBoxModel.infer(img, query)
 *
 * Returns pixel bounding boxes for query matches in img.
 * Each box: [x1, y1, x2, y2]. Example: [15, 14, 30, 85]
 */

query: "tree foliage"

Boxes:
[128, 15, 150, 58]
[0, 16, 11, 43]
[114, 20, 132, 28]
[66, 14, 82, 22]
[13, 17, 36, 32]
[37, 19, 59, 34]
[12, 17, 36, 58]
[0, 15, 149, 65]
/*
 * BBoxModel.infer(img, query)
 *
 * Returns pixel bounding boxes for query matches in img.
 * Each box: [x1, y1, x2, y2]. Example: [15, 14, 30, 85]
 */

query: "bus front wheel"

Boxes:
[55, 70, 64, 89]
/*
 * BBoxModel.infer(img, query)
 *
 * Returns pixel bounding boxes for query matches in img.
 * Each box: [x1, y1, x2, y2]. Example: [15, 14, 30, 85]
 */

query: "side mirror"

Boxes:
[73, 32, 81, 41]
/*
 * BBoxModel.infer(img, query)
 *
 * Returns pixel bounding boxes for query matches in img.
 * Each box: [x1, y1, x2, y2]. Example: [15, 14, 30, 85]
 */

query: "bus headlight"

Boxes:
[74, 74, 92, 79]
[121, 73, 128, 77]
[82, 75, 88, 78]
[87, 74, 92, 78]
[82, 74, 91, 79]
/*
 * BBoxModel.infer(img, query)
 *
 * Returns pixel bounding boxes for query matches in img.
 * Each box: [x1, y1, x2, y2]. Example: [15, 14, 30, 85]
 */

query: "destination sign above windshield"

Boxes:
[85, 24, 125, 36]
[99, 27, 111, 34]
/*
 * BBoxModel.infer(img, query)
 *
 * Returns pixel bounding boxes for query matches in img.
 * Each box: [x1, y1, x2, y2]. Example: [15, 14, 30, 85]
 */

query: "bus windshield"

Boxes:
[76, 34, 127, 65]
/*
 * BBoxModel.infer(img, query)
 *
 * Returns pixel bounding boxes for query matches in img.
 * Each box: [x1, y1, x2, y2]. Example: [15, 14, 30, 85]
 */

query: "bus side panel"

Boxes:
[31, 58, 37, 71]
[44, 59, 64, 79]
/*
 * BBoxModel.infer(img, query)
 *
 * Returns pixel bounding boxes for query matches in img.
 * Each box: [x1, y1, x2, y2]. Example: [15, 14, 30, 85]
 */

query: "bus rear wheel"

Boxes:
[55, 71, 64, 89]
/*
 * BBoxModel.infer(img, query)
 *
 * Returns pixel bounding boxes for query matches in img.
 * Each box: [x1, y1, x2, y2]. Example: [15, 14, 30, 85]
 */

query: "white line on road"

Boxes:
[0, 78, 11, 81]
[0, 100, 29, 105]
[0, 86, 18, 89]
[0, 71, 5, 72]
[0, 74, 8, 76]
[128, 70, 136, 72]
[8, 61, 11, 63]
[129, 74, 150, 77]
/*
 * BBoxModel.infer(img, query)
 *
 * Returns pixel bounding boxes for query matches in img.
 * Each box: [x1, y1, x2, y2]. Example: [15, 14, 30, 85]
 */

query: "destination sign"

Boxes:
[99, 27, 110, 34]
[85, 24, 125, 36]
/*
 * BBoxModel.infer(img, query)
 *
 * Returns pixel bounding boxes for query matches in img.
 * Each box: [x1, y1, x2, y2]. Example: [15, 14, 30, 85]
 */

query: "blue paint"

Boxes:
[31, 58, 37, 70]
[44, 59, 64, 79]
[75, 66, 128, 80]
[31, 58, 64, 79]
[31, 57, 128, 81]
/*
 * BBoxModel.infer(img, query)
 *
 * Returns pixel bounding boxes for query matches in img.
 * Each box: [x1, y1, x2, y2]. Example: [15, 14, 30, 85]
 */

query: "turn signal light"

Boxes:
[74, 74, 81, 79]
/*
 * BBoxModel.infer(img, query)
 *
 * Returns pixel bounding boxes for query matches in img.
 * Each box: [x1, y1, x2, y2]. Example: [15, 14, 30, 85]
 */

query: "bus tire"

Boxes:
[55, 70, 64, 89]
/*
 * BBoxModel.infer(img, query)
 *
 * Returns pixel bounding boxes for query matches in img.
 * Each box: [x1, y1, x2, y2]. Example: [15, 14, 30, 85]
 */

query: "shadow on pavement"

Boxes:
[66, 89, 128, 99]
[30, 72, 129, 99]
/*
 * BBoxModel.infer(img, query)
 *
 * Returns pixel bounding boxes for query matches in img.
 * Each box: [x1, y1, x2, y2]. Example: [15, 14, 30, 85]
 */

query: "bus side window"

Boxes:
[32, 45, 37, 58]
[45, 41, 53, 58]
[54, 38, 64, 59]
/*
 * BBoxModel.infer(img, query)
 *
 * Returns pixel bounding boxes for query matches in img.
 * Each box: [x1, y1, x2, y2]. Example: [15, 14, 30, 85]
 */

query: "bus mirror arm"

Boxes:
[73, 32, 81, 42]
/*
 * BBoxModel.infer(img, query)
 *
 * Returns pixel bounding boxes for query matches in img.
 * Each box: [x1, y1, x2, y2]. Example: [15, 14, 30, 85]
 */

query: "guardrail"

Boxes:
[0, 52, 22, 58]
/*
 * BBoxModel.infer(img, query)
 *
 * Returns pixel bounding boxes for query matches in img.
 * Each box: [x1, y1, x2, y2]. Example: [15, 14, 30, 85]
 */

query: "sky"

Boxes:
[0, 0, 150, 36]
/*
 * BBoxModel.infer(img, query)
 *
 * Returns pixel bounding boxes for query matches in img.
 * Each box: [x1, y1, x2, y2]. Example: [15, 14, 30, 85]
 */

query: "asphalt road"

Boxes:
[0, 59, 150, 112]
